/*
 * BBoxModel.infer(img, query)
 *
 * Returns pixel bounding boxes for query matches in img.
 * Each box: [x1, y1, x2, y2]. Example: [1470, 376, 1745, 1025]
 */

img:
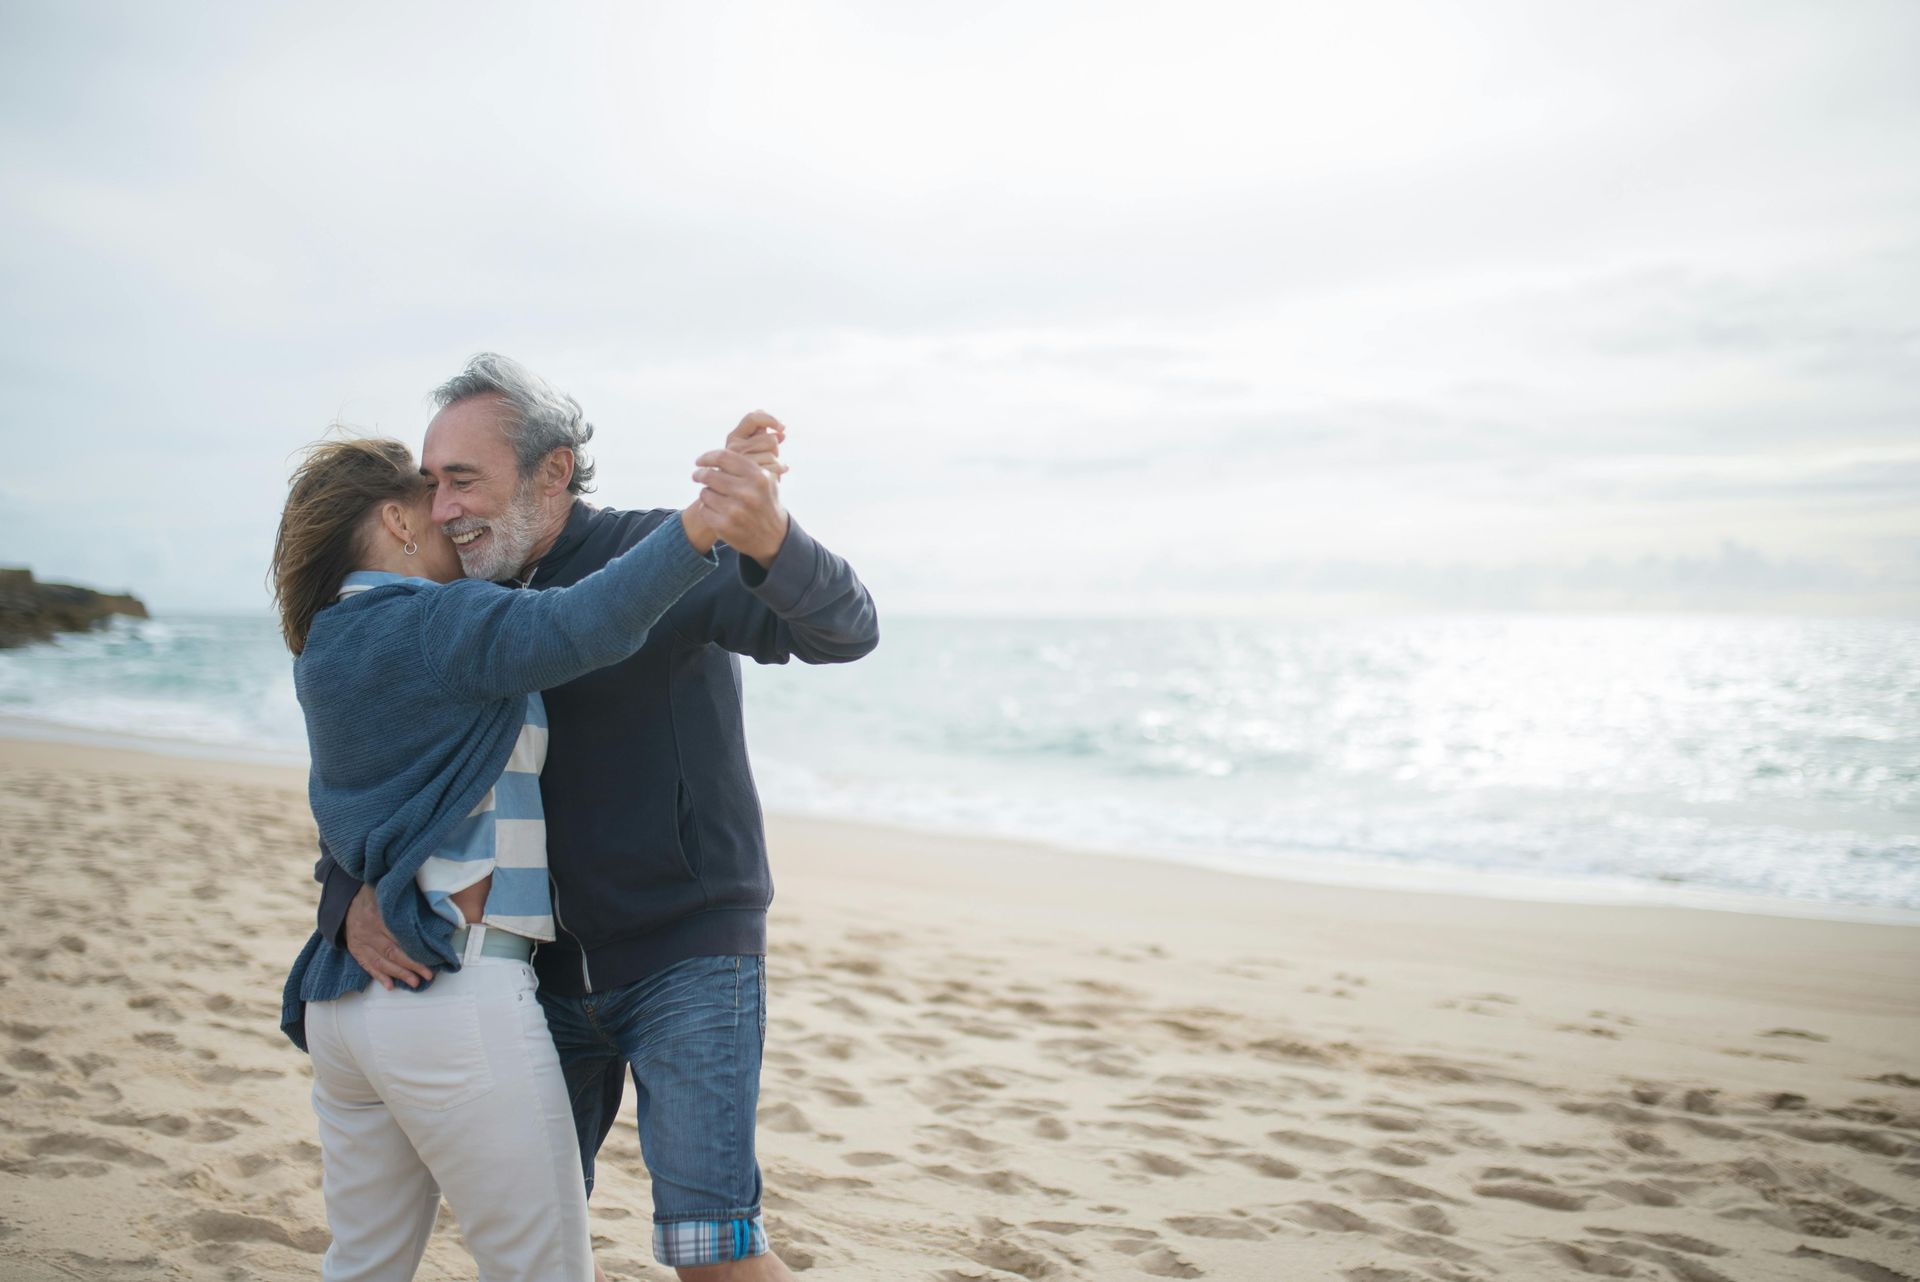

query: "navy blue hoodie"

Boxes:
[317, 499, 879, 996]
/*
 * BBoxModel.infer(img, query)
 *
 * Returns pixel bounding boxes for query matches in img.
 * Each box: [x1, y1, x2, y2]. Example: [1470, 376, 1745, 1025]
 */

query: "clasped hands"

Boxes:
[680, 410, 790, 567]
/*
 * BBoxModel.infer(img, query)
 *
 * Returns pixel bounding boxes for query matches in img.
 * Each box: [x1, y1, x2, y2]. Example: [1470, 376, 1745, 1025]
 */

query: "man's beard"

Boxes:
[446, 477, 544, 582]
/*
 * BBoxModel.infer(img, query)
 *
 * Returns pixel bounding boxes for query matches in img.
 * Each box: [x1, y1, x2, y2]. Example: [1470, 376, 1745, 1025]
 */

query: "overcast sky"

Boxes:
[2, 0, 1915, 615]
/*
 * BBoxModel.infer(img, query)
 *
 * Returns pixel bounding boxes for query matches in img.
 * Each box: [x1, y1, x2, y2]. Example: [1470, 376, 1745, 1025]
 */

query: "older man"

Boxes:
[315, 353, 877, 1280]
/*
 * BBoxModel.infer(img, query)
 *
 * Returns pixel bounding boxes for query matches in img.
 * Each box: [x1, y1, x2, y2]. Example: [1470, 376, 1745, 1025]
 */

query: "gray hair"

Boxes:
[431, 353, 597, 494]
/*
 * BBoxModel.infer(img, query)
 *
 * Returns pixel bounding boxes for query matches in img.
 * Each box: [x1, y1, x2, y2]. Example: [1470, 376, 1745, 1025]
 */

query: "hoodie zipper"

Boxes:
[549, 870, 593, 994]
[512, 564, 591, 995]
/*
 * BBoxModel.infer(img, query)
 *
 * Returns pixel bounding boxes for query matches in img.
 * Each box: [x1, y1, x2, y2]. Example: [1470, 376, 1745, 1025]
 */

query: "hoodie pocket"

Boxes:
[674, 779, 703, 879]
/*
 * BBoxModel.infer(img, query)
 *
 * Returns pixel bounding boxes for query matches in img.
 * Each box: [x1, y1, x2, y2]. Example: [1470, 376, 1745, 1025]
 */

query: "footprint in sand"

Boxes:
[1605, 1239, 1745, 1282]
[1, 1155, 110, 1180]
[759, 1101, 815, 1134]
[227, 1151, 291, 1178]
[842, 1151, 901, 1167]
[1096, 1119, 1189, 1143]
[1765, 1122, 1909, 1157]
[772, 1168, 874, 1195]
[1329, 1109, 1425, 1135]
[1283, 1202, 1374, 1232]
[1393, 1204, 1456, 1236]
[1101, 1234, 1200, 1279]
[27, 1132, 166, 1169]
[1124, 1150, 1196, 1178]
[1473, 1181, 1590, 1212]
[1157, 1071, 1254, 1098]
[1529, 1241, 1641, 1277]
[1039, 1036, 1139, 1079]
[1619, 1129, 1678, 1156]
[182, 1209, 329, 1254]
[1787, 1244, 1920, 1282]
[193, 1064, 284, 1085]
[922, 1124, 1002, 1155]
[939, 1016, 1021, 1042]
[1112, 1092, 1213, 1121]
[921, 1164, 1059, 1197]
[808, 1077, 868, 1107]
[1133, 1246, 1203, 1278]
[1329, 1168, 1465, 1205]
[1229, 1153, 1303, 1179]
[1557, 1022, 1622, 1039]
[960, 1237, 1061, 1279]
[1369, 1144, 1431, 1167]
[1269, 1127, 1353, 1155]
[1248, 1035, 1343, 1065]
[1164, 1214, 1266, 1241]
[797, 1033, 861, 1062]
[94, 1110, 192, 1137]
[1588, 1227, 1732, 1257]
[126, 993, 184, 1023]
[881, 1032, 950, 1058]
[814, 994, 870, 1022]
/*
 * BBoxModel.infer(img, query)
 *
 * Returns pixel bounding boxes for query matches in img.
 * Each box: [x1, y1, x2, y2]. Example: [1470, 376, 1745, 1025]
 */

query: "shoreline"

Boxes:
[6, 714, 1916, 929]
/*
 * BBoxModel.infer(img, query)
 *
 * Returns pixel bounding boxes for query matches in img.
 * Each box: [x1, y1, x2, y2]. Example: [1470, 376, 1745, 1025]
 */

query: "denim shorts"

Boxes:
[538, 954, 768, 1268]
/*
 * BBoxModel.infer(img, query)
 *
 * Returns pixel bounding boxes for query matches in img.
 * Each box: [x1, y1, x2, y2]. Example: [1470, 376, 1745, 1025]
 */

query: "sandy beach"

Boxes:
[2, 733, 1917, 1282]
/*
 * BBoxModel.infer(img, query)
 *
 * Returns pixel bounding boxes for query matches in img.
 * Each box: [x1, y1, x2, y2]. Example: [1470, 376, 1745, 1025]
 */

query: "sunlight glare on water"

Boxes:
[3, 612, 1915, 910]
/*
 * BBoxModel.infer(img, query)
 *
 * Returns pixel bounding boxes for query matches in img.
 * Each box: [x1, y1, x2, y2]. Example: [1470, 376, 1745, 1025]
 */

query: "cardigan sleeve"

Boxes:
[419, 513, 717, 702]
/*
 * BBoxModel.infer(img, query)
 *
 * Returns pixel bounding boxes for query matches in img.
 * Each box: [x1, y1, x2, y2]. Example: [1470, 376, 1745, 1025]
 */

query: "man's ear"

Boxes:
[543, 447, 575, 497]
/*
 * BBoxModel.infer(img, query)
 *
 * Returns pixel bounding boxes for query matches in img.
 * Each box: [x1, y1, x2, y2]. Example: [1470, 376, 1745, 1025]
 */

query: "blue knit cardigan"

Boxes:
[279, 513, 716, 1050]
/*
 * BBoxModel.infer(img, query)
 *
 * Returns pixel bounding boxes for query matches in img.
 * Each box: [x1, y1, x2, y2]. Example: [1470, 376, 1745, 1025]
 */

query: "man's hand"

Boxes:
[692, 447, 790, 567]
[686, 410, 791, 567]
[344, 884, 434, 990]
[727, 410, 788, 478]
[681, 411, 787, 557]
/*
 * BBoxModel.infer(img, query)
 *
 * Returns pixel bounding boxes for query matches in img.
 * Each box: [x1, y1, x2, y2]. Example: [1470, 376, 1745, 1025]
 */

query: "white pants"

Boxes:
[306, 954, 592, 1282]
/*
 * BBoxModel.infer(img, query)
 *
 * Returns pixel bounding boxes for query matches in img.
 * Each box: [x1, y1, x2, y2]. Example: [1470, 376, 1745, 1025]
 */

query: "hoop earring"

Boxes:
[403, 541, 418, 556]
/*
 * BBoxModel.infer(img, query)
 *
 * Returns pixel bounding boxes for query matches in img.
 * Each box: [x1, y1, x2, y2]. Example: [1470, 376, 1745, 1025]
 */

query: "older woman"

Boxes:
[271, 421, 776, 1281]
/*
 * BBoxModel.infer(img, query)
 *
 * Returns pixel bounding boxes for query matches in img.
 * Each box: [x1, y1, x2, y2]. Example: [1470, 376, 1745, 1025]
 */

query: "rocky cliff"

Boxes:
[0, 567, 149, 649]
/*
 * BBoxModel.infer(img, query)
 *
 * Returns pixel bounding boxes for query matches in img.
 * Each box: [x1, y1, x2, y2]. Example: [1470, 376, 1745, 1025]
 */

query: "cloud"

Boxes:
[0, 1, 1916, 614]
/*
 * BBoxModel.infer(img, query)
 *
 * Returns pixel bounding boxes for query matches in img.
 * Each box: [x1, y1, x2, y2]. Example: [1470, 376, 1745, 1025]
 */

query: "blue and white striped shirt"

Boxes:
[336, 572, 554, 942]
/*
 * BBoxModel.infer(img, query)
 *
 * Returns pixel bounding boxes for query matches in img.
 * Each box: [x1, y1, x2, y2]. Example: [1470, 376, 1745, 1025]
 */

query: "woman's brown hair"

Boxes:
[270, 437, 429, 655]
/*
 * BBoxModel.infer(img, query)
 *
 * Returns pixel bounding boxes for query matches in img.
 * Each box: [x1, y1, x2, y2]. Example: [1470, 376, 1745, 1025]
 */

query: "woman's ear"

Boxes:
[377, 499, 413, 546]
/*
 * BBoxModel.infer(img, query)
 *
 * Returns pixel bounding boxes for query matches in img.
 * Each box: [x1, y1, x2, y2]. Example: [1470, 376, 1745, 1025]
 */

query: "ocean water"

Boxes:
[4, 612, 1917, 915]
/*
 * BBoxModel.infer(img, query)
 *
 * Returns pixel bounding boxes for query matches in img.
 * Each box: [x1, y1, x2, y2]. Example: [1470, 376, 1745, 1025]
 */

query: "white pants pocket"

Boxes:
[366, 992, 495, 1112]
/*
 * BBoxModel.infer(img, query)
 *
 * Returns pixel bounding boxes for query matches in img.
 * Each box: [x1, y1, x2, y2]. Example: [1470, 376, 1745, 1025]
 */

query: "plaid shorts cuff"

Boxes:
[653, 1214, 769, 1267]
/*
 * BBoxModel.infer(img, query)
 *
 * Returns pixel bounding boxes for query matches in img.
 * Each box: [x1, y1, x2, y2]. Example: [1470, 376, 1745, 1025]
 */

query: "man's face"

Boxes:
[422, 394, 543, 581]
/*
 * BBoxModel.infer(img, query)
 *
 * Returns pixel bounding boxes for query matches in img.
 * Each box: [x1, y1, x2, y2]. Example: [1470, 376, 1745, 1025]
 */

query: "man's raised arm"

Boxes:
[685, 444, 879, 666]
